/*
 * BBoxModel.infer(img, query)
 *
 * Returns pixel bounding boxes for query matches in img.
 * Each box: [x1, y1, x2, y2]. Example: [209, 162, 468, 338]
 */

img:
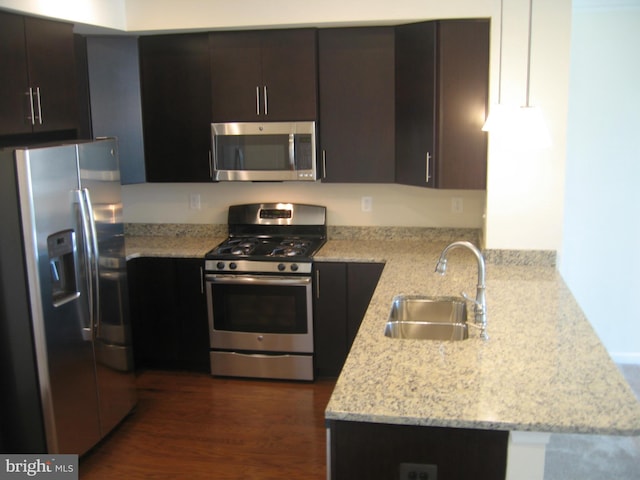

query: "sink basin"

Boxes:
[384, 295, 469, 341]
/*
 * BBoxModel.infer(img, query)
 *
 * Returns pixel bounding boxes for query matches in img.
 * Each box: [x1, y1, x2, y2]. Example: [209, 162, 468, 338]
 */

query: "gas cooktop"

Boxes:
[205, 203, 327, 270]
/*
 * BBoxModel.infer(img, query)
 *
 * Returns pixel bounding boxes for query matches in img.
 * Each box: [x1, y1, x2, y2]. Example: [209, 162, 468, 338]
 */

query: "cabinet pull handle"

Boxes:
[208, 150, 213, 179]
[263, 86, 268, 115]
[426, 152, 432, 183]
[315, 270, 320, 299]
[322, 150, 327, 179]
[26, 88, 35, 125]
[256, 86, 260, 115]
[200, 266, 204, 294]
[35, 87, 43, 125]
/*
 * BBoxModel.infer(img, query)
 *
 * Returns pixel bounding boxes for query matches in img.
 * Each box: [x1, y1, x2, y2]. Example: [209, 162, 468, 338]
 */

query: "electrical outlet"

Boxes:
[398, 463, 437, 480]
[189, 193, 201, 210]
[361, 196, 373, 212]
[451, 197, 463, 214]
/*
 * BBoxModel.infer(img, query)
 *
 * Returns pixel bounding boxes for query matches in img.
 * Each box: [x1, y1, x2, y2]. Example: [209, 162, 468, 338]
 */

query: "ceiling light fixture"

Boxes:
[482, 0, 551, 149]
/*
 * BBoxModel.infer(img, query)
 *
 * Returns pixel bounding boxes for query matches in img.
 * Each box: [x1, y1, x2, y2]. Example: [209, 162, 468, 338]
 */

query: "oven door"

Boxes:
[206, 274, 313, 353]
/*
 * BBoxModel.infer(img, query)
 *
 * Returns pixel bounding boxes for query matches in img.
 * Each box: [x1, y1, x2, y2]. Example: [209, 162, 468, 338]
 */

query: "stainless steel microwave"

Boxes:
[211, 121, 317, 182]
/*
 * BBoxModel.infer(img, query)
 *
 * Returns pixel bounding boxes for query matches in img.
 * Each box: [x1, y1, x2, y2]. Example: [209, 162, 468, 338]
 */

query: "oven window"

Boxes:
[212, 282, 309, 334]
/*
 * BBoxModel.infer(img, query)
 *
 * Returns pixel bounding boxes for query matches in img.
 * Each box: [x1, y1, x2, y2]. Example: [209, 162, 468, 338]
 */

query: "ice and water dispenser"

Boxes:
[47, 229, 81, 307]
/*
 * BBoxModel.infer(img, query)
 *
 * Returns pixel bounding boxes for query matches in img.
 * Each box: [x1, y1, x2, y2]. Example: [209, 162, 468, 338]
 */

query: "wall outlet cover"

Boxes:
[399, 462, 437, 480]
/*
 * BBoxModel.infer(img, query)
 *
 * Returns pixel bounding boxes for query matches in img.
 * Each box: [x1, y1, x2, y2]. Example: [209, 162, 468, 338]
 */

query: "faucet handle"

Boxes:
[461, 291, 486, 314]
[461, 291, 479, 306]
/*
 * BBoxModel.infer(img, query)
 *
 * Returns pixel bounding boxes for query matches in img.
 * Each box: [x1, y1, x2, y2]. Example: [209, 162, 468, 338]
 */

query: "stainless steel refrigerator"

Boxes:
[0, 138, 137, 455]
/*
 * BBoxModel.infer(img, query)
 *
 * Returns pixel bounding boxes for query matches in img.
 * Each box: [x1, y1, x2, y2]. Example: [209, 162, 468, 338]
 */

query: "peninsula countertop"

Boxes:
[316, 239, 640, 436]
[124, 232, 640, 435]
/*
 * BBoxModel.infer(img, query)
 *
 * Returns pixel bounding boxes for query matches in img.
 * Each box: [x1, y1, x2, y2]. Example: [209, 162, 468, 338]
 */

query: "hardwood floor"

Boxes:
[80, 370, 336, 479]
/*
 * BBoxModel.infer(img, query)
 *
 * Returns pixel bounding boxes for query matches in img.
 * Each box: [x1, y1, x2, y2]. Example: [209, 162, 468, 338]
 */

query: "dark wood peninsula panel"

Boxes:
[328, 420, 508, 480]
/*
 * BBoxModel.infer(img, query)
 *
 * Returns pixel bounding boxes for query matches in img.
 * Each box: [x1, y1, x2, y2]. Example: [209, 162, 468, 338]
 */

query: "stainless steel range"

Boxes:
[204, 203, 326, 381]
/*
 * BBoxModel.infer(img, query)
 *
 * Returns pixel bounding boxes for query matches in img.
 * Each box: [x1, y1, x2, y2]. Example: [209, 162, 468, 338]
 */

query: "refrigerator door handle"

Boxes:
[82, 188, 101, 339]
[76, 189, 94, 340]
[77, 188, 101, 340]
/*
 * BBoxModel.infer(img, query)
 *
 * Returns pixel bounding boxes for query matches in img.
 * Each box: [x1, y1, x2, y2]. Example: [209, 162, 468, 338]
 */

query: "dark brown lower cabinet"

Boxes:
[127, 257, 209, 372]
[328, 420, 508, 480]
[314, 262, 384, 377]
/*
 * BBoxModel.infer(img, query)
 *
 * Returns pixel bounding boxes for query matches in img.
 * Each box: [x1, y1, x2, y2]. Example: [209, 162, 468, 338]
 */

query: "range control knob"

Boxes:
[291, 264, 299, 272]
[229, 262, 237, 270]
[216, 262, 225, 270]
[277, 263, 286, 272]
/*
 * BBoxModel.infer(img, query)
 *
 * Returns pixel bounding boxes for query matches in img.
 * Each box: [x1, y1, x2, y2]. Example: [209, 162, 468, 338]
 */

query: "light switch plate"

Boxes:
[361, 196, 373, 212]
[189, 193, 201, 210]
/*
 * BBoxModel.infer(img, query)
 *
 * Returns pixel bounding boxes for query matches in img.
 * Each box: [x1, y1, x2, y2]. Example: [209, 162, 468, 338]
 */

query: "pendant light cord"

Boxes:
[497, 0, 504, 104]
[525, 0, 533, 107]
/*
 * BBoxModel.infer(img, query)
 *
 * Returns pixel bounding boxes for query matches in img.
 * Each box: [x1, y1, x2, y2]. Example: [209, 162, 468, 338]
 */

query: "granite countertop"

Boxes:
[124, 228, 640, 436]
[125, 235, 226, 259]
[317, 240, 640, 436]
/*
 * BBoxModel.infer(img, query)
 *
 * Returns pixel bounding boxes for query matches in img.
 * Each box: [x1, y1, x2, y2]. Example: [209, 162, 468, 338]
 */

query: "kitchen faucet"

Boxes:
[435, 241, 488, 340]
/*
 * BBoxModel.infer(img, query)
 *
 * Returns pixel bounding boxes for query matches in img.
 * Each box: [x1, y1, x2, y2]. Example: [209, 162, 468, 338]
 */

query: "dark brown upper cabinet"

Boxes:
[209, 29, 318, 122]
[395, 20, 489, 190]
[318, 27, 395, 183]
[0, 12, 79, 136]
[139, 33, 212, 182]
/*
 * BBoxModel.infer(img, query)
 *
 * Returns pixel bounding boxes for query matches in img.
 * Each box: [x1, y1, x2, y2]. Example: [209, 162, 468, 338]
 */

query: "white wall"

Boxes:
[0, 0, 572, 252]
[0, 0, 126, 31]
[484, 0, 571, 251]
[560, 1, 640, 363]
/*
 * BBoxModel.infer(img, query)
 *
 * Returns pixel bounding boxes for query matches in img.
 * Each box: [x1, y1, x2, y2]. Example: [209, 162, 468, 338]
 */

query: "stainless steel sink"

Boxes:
[384, 295, 469, 341]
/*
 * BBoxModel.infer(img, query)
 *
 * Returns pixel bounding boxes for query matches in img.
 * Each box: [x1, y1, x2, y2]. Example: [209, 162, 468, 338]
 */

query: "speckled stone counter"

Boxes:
[125, 234, 225, 259]
[124, 223, 225, 259]
[123, 225, 640, 436]
[317, 239, 640, 436]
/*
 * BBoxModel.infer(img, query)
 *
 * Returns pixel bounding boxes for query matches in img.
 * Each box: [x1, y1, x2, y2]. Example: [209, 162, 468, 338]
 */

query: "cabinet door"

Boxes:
[395, 21, 436, 188]
[319, 27, 395, 183]
[314, 262, 383, 377]
[436, 20, 489, 189]
[24, 17, 79, 133]
[210, 31, 263, 122]
[210, 29, 318, 122]
[0, 12, 30, 135]
[139, 33, 212, 182]
[260, 29, 318, 121]
[128, 257, 181, 369]
[313, 262, 348, 377]
[347, 263, 384, 347]
[174, 259, 209, 372]
[396, 20, 489, 190]
[0, 13, 78, 136]
[127, 257, 210, 371]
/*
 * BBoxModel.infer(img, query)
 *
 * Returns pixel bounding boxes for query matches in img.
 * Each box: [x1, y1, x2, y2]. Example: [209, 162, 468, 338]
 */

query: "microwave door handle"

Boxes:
[235, 147, 244, 169]
[288, 134, 295, 170]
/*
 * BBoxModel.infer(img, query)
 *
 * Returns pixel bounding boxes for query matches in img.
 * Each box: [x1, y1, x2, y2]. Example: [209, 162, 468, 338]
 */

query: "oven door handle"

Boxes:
[205, 274, 311, 286]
